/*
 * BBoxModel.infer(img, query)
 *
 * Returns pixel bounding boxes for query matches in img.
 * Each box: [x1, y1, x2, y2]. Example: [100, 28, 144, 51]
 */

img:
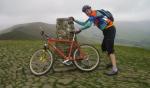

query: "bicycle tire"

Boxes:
[30, 49, 54, 76]
[73, 44, 100, 71]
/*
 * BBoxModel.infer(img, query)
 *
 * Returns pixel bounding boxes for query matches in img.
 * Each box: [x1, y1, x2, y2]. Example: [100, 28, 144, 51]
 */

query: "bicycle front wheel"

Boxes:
[30, 49, 54, 76]
[73, 44, 100, 71]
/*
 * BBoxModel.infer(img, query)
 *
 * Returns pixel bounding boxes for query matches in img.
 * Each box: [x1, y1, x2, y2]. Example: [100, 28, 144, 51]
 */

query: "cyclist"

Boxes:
[69, 5, 118, 76]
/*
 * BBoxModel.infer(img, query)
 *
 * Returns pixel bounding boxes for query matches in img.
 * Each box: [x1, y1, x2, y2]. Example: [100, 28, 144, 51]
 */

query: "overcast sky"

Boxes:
[0, 0, 150, 30]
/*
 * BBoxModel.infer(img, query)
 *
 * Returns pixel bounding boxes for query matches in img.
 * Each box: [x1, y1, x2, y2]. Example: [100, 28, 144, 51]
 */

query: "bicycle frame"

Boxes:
[45, 33, 85, 61]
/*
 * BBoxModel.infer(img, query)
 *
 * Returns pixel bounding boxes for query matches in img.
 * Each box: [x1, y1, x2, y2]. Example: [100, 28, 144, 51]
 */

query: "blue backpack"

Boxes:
[97, 9, 114, 22]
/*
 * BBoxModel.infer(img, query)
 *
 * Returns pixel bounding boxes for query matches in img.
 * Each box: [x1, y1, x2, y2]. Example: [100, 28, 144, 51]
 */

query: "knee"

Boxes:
[107, 49, 115, 55]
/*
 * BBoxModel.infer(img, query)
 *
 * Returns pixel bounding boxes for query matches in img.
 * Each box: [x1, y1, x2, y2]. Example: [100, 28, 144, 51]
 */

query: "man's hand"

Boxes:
[76, 29, 82, 34]
[69, 17, 75, 21]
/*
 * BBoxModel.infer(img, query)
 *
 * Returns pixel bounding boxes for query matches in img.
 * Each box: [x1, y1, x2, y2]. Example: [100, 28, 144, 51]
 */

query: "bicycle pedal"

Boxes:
[63, 60, 73, 66]
[63, 59, 69, 63]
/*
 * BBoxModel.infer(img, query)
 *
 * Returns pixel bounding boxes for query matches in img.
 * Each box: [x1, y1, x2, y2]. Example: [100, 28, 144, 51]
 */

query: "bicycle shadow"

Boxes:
[50, 59, 106, 74]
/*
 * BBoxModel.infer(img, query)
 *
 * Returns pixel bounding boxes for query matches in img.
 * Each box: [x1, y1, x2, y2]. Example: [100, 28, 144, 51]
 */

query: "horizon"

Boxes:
[1, 20, 150, 31]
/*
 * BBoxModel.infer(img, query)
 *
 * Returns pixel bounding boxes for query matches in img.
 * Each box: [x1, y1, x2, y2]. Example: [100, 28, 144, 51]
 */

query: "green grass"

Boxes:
[0, 40, 150, 88]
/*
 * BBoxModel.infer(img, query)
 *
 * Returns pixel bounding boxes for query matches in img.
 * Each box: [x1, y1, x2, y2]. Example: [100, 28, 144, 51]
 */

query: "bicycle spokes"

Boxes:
[73, 44, 100, 71]
[39, 50, 47, 62]
[30, 49, 53, 75]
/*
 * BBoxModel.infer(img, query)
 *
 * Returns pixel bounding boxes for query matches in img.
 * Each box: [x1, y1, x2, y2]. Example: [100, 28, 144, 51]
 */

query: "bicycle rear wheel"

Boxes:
[30, 49, 53, 76]
[73, 44, 100, 71]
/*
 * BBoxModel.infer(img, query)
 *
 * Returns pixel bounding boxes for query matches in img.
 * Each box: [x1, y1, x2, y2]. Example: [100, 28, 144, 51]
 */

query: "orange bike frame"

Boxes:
[47, 38, 84, 61]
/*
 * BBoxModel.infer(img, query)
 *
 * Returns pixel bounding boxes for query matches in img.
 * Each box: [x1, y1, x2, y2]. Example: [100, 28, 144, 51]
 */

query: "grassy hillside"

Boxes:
[0, 22, 57, 40]
[0, 29, 37, 40]
[0, 22, 98, 43]
[0, 40, 150, 88]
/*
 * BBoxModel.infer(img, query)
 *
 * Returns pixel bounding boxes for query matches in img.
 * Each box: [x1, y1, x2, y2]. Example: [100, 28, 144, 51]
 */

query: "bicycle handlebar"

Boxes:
[70, 30, 81, 34]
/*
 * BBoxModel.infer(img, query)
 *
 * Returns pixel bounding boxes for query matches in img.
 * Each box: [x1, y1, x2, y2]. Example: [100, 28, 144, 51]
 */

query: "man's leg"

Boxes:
[109, 53, 118, 72]
[101, 37, 112, 67]
[105, 37, 118, 75]
[103, 53, 112, 69]
[103, 26, 118, 76]
[104, 53, 118, 76]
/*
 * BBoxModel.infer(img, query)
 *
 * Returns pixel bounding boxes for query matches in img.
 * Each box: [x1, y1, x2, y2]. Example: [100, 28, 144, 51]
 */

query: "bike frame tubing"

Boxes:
[47, 33, 81, 61]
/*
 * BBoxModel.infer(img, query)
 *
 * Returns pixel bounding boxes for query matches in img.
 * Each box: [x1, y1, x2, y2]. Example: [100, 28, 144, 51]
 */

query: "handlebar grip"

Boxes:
[70, 31, 75, 34]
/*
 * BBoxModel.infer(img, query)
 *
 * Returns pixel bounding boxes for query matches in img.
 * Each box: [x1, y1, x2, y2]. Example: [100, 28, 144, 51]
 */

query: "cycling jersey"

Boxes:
[74, 10, 113, 31]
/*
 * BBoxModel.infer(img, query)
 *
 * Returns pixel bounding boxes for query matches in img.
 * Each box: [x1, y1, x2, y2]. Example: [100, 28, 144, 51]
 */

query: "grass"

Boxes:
[0, 40, 150, 88]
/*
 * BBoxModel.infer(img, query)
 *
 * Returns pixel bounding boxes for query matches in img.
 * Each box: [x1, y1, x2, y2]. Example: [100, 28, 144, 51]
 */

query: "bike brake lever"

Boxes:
[70, 31, 75, 34]
[44, 34, 49, 38]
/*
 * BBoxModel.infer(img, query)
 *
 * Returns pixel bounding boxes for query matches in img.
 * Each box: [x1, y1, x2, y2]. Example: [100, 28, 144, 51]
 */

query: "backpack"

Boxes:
[97, 9, 114, 22]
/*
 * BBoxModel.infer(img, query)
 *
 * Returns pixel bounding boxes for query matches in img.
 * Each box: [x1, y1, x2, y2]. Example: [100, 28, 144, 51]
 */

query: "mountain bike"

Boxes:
[30, 30, 100, 76]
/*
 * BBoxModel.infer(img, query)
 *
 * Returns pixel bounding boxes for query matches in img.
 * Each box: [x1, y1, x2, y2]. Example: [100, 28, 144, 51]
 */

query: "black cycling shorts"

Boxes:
[101, 26, 116, 55]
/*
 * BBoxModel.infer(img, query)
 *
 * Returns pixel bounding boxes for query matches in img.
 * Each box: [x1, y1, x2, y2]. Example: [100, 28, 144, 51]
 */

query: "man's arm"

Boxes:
[80, 20, 92, 30]
[74, 19, 88, 26]
[74, 19, 92, 30]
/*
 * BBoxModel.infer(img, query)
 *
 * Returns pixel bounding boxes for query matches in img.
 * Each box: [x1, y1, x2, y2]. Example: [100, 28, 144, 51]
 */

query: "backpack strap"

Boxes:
[97, 9, 114, 22]
[89, 10, 114, 29]
[98, 10, 114, 29]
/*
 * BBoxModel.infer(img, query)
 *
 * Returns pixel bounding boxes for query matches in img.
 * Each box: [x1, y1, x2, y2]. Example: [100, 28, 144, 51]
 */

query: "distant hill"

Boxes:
[0, 22, 56, 40]
[0, 22, 96, 43]
[0, 21, 150, 48]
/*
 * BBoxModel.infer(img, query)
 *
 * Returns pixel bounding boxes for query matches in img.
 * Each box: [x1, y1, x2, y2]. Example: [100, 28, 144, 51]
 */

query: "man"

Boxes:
[70, 5, 118, 76]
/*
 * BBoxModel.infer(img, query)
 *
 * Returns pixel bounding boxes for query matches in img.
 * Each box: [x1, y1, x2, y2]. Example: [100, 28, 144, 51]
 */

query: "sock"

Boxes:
[112, 66, 118, 72]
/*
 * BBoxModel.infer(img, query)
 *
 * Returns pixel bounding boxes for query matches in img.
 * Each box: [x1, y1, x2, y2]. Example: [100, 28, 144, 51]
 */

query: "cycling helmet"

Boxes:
[82, 5, 91, 12]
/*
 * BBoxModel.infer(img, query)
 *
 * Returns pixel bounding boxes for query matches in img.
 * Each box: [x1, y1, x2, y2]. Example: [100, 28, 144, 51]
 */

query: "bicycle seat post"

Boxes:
[72, 33, 76, 41]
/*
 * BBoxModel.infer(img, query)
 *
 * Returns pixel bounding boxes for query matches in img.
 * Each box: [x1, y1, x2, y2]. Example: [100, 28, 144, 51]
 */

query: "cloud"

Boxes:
[0, 0, 150, 30]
